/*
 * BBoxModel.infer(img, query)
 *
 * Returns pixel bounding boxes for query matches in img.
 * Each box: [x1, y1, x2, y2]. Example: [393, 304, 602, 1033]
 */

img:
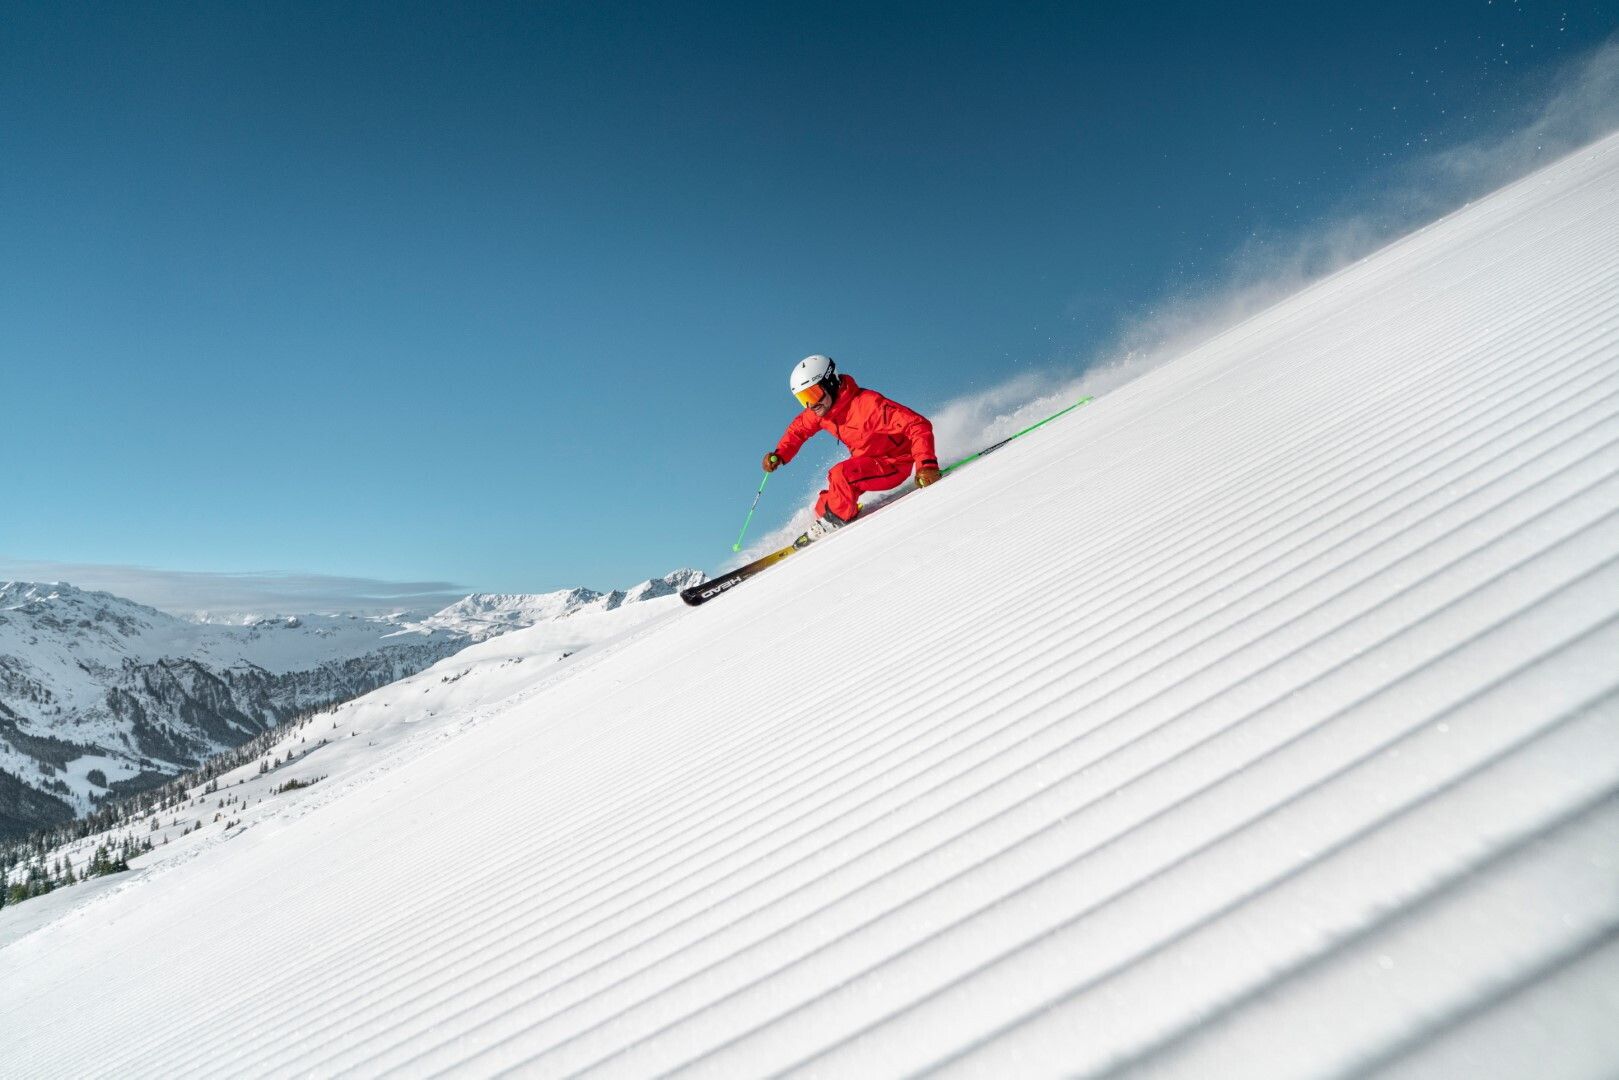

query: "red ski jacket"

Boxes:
[774, 375, 938, 473]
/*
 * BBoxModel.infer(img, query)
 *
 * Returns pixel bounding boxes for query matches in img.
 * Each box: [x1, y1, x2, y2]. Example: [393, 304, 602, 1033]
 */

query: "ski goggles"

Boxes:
[794, 382, 828, 408]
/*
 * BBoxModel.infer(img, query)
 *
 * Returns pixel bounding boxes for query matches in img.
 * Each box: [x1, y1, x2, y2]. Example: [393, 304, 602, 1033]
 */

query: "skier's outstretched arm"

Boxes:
[765, 411, 820, 471]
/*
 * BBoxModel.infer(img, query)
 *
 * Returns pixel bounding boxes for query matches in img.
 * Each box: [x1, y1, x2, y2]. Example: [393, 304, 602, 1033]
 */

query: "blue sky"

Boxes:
[4, 1, 1617, 609]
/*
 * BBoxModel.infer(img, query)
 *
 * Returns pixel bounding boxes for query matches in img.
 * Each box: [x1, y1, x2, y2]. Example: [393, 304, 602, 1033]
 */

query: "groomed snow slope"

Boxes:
[6, 135, 1619, 1077]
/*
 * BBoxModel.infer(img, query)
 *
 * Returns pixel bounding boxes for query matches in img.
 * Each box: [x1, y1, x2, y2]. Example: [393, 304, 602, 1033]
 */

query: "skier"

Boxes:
[762, 354, 942, 536]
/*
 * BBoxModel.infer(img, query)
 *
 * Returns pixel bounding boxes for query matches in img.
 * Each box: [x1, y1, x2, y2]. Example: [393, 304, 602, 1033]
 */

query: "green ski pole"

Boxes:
[941, 396, 1093, 474]
[732, 469, 772, 551]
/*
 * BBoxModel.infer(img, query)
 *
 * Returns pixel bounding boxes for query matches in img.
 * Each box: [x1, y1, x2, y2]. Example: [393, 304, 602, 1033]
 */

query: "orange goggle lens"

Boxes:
[794, 383, 826, 408]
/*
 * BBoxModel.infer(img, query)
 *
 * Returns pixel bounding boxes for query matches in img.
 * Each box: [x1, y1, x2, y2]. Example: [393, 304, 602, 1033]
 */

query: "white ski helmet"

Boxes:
[789, 354, 839, 408]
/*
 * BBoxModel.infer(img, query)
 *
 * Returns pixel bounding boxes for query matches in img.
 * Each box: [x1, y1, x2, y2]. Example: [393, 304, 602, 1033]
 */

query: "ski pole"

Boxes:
[941, 396, 1093, 475]
[732, 470, 771, 551]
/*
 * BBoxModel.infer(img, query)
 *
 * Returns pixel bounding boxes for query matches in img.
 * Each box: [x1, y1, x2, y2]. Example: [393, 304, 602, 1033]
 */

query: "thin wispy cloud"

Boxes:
[0, 558, 469, 617]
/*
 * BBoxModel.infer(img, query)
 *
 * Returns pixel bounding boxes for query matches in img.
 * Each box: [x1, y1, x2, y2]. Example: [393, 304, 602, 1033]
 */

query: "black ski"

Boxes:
[679, 530, 816, 605]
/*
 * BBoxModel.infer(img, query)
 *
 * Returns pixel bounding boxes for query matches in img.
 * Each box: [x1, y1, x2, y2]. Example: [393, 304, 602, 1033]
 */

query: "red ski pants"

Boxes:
[815, 455, 911, 522]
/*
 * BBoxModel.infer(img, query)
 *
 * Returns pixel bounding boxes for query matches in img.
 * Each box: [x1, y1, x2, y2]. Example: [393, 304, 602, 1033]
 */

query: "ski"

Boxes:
[681, 395, 1092, 606]
[679, 532, 815, 605]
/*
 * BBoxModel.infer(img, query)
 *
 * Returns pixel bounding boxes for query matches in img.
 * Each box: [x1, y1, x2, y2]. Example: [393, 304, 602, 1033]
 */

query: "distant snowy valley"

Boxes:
[0, 572, 701, 844]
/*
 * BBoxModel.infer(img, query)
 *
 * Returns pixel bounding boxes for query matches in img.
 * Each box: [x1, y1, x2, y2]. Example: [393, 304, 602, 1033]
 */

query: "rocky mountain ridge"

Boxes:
[0, 571, 703, 839]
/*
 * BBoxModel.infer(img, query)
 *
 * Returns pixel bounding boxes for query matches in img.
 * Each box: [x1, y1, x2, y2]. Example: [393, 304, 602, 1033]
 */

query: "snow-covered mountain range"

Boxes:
[405, 572, 703, 638]
[0, 572, 701, 838]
